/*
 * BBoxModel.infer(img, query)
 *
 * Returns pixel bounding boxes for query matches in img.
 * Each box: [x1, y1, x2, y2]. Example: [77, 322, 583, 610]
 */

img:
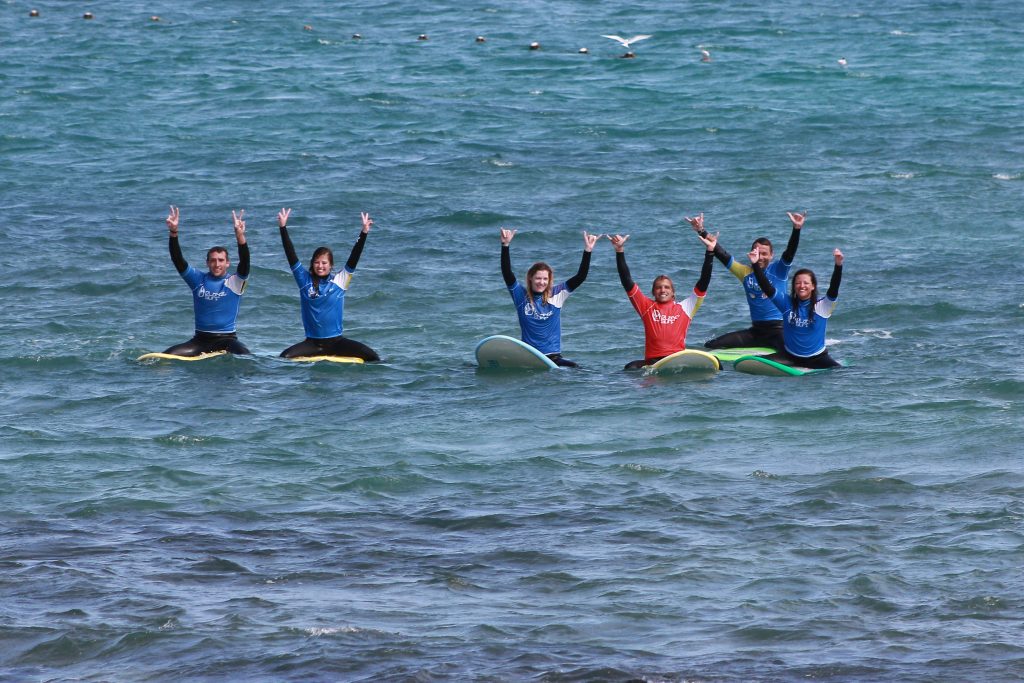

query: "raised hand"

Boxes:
[685, 213, 705, 233]
[582, 231, 600, 252]
[232, 209, 246, 243]
[499, 227, 517, 246]
[609, 234, 630, 252]
[166, 205, 179, 235]
[278, 208, 291, 228]
[361, 212, 373, 233]
[747, 248, 760, 265]
[833, 248, 844, 266]
[698, 231, 718, 251]
[787, 211, 806, 230]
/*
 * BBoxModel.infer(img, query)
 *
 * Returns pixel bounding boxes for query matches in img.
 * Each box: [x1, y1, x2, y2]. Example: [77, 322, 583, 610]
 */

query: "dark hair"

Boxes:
[526, 262, 554, 306]
[309, 246, 334, 295]
[750, 237, 773, 253]
[206, 246, 229, 260]
[790, 268, 819, 322]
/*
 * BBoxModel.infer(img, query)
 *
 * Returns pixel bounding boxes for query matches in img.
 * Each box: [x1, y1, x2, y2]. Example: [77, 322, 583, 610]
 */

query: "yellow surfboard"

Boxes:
[288, 356, 365, 364]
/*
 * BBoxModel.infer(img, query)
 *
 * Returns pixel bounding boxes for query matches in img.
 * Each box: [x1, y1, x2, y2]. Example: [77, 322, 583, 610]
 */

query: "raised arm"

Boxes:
[345, 212, 372, 271]
[499, 227, 517, 287]
[167, 205, 187, 274]
[749, 247, 776, 299]
[686, 212, 730, 265]
[610, 234, 634, 292]
[780, 211, 804, 264]
[694, 231, 717, 292]
[827, 248, 843, 299]
[565, 231, 598, 291]
[232, 210, 249, 278]
[277, 208, 299, 267]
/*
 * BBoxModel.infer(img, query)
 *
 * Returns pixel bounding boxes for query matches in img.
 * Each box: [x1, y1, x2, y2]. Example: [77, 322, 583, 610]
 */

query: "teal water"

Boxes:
[2, 2, 1023, 681]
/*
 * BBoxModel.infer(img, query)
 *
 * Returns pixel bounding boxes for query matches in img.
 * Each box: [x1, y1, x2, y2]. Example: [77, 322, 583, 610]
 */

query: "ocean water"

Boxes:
[1, 1, 1023, 681]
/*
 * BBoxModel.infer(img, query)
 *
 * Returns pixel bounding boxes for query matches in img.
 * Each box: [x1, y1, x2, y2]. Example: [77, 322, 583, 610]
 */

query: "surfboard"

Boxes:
[733, 355, 837, 377]
[137, 351, 227, 362]
[288, 355, 364, 364]
[707, 347, 775, 363]
[645, 349, 721, 374]
[475, 335, 560, 370]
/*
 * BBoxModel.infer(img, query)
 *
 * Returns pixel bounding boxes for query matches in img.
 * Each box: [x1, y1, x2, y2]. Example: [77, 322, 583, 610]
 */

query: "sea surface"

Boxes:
[1, 1, 1022, 681]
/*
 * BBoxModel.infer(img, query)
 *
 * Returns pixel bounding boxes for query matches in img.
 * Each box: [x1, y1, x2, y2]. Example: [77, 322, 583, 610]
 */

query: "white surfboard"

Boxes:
[137, 351, 227, 362]
[475, 335, 560, 370]
[645, 349, 721, 375]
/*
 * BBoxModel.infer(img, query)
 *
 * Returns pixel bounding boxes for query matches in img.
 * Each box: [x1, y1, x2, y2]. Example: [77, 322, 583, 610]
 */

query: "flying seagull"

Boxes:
[601, 34, 652, 49]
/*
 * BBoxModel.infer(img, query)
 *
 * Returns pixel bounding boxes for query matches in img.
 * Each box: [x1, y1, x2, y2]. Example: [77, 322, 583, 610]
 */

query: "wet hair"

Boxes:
[309, 246, 334, 296]
[651, 275, 674, 298]
[750, 237, 773, 254]
[206, 246, 229, 260]
[790, 268, 819, 322]
[526, 262, 554, 307]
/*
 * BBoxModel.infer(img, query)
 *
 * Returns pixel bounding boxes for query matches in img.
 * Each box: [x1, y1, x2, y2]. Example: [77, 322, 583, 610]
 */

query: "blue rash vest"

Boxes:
[768, 289, 838, 357]
[292, 263, 353, 339]
[725, 256, 791, 322]
[508, 281, 572, 355]
[181, 266, 247, 333]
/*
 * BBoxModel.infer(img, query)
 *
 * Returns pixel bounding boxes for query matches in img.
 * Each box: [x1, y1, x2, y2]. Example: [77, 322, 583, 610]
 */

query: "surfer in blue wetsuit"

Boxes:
[749, 246, 844, 369]
[277, 208, 380, 361]
[500, 228, 599, 367]
[164, 205, 251, 356]
[687, 211, 804, 352]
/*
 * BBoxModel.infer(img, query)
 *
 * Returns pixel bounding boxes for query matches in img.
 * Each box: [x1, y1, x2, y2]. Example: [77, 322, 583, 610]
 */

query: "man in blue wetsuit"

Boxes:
[687, 211, 804, 351]
[163, 205, 251, 356]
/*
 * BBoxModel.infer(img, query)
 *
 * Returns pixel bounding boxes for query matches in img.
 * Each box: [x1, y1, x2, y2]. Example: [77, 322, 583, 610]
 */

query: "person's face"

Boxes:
[793, 273, 814, 300]
[652, 278, 675, 303]
[755, 243, 773, 269]
[207, 251, 229, 278]
[529, 269, 550, 294]
[312, 254, 332, 277]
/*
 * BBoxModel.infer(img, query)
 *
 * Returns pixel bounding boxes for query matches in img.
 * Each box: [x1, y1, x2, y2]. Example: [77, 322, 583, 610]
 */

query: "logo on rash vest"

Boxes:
[651, 309, 680, 325]
[524, 300, 554, 320]
[197, 285, 228, 302]
[788, 311, 810, 328]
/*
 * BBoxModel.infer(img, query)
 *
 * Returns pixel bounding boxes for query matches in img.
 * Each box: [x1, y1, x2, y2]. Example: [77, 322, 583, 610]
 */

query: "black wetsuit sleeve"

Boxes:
[501, 245, 516, 287]
[345, 231, 368, 271]
[236, 242, 250, 279]
[781, 226, 801, 265]
[751, 262, 776, 298]
[279, 226, 300, 268]
[698, 229, 731, 266]
[827, 264, 842, 299]
[565, 250, 592, 292]
[615, 251, 635, 292]
[695, 250, 714, 292]
[169, 236, 188, 274]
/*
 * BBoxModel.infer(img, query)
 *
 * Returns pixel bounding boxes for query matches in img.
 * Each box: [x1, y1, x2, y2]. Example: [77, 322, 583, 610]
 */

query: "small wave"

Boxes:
[305, 626, 361, 636]
[889, 172, 914, 179]
[993, 172, 1020, 181]
[189, 557, 252, 574]
[851, 328, 894, 339]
